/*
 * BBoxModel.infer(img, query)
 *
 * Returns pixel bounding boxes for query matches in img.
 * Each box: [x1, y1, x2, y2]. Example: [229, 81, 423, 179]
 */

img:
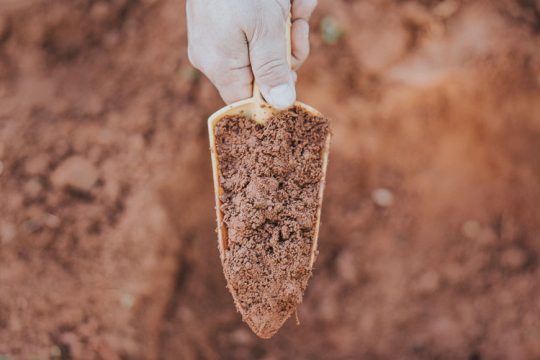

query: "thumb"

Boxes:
[248, 9, 296, 110]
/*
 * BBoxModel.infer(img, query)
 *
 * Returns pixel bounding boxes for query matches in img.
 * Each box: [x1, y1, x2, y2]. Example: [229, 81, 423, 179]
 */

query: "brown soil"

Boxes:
[1, 0, 540, 359]
[215, 107, 330, 339]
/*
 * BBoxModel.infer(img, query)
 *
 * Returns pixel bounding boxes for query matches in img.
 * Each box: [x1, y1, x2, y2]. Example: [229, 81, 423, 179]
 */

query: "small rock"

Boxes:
[24, 154, 50, 175]
[500, 247, 528, 271]
[44, 213, 61, 229]
[416, 270, 440, 295]
[51, 156, 99, 193]
[23, 178, 43, 199]
[121, 293, 135, 309]
[462, 220, 481, 239]
[372, 188, 394, 207]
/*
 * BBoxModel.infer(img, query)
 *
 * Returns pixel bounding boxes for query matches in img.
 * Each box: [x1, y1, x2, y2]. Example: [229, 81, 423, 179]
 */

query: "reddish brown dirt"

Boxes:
[1, 0, 540, 359]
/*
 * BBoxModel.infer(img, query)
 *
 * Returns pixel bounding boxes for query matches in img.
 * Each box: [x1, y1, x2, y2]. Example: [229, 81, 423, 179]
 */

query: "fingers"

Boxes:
[291, 0, 317, 69]
[187, 0, 253, 104]
[186, 0, 315, 108]
[248, 4, 296, 110]
[291, 20, 309, 70]
[213, 65, 254, 104]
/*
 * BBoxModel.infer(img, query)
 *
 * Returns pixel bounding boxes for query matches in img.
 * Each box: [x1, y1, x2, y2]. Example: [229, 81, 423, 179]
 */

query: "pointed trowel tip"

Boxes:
[244, 309, 292, 339]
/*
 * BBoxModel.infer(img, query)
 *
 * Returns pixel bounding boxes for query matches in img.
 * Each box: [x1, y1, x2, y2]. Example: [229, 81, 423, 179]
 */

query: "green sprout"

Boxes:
[320, 16, 344, 45]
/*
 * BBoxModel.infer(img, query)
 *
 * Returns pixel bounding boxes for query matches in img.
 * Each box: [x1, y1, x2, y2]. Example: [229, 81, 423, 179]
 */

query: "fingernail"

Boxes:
[267, 83, 296, 110]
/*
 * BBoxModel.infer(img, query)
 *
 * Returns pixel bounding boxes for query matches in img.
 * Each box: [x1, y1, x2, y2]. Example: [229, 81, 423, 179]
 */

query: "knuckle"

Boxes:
[254, 57, 288, 84]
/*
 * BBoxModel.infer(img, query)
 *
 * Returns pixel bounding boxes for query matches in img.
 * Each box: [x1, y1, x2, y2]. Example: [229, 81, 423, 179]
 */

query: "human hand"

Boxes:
[186, 0, 317, 110]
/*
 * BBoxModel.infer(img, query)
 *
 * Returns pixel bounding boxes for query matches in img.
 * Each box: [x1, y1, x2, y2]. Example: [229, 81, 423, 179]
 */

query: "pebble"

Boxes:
[51, 156, 99, 193]
[44, 213, 61, 229]
[121, 293, 135, 309]
[500, 247, 528, 271]
[23, 178, 43, 199]
[461, 220, 481, 239]
[372, 188, 394, 207]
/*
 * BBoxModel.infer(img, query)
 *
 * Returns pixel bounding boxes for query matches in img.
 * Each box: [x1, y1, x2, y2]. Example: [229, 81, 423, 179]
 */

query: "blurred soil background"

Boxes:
[1, 0, 540, 359]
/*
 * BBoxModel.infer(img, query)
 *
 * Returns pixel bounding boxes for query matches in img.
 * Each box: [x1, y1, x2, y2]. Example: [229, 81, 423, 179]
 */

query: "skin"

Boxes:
[186, 0, 317, 110]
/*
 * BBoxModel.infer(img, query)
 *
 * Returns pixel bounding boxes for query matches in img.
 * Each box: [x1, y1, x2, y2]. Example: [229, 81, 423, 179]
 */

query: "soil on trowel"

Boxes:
[214, 106, 330, 338]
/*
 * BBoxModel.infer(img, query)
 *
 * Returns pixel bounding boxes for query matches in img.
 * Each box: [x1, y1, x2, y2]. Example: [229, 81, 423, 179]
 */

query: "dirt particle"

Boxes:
[372, 188, 394, 207]
[44, 213, 61, 229]
[51, 156, 98, 193]
[23, 178, 43, 199]
[120, 293, 135, 309]
[462, 220, 481, 239]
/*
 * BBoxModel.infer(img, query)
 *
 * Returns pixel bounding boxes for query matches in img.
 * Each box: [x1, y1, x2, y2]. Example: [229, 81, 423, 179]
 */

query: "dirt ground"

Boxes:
[1, 0, 540, 359]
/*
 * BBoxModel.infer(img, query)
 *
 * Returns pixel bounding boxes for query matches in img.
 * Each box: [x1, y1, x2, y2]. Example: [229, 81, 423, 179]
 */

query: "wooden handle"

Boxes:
[252, 14, 292, 101]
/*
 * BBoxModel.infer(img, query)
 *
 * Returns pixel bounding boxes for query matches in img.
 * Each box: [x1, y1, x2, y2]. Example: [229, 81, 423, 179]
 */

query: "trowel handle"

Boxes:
[252, 14, 292, 101]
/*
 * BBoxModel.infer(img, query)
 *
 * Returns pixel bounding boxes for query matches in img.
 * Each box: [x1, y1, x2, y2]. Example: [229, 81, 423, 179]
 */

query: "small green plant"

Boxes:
[320, 16, 344, 45]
